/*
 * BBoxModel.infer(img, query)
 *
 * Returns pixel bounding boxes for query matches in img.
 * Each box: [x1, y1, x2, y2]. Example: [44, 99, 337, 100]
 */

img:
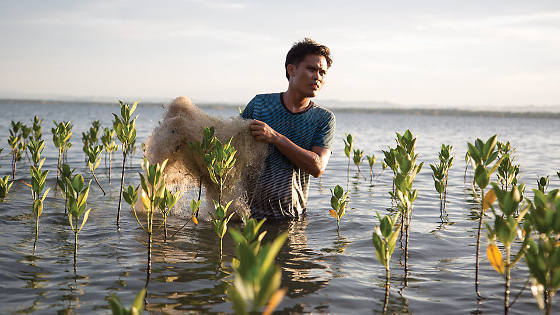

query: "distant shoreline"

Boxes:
[1, 98, 559, 119]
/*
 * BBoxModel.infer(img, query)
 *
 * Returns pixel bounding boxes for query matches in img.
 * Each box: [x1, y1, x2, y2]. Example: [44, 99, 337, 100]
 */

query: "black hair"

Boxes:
[285, 38, 332, 80]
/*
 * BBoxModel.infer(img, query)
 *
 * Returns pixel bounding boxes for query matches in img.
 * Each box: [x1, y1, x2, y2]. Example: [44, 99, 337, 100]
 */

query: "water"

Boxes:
[0, 101, 559, 314]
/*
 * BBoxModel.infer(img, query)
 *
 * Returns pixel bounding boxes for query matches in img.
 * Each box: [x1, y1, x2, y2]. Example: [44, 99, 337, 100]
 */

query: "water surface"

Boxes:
[0, 101, 559, 314]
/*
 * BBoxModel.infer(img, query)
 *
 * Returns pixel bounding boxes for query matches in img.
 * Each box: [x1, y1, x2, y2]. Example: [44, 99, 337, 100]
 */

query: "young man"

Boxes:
[241, 38, 335, 220]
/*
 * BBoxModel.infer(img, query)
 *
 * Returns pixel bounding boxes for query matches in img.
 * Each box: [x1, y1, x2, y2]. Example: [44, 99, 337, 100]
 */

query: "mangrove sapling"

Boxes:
[205, 136, 237, 205]
[366, 153, 376, 182]
[56, 163, 74, 213]
[228, 222, 288, 315]
[430, 144, 454, 219]
[204, 135, 237, 258]
[113, 100, 138, 228]
[467, 134, 506, 298]
[8, 121, 24, 179]
[537, 176, 549, 193]
[124, 158, 168, 276]
[0, 175, 14, 201]
[484, 184, 530, 315]
[108, 288, 146, 315]
[210, 200, 235, 259]
[353, 148, 364, 174]
[372, 212, 401, 312]
[343, 133, 354, 189]
[496, 141, 520, 191]
[27, 138, 50, 249]
[158, 187, 182, 242]
[101, 127, 118, 184]
[329, 185, 349, 233]
[85, 144, 106, 195]
[52, 121, 73, 180]
[65, 174, 92, 268]
[390, 130, 423, 278]
[524, 189, 560, 315]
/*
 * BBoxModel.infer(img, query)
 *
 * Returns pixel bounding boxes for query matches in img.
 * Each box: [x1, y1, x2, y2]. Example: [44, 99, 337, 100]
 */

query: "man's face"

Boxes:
[288, 54, 328, 98]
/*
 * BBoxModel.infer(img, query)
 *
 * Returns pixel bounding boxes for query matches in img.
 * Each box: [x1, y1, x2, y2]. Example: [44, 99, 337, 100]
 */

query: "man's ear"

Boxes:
[287, 64, 296, 79]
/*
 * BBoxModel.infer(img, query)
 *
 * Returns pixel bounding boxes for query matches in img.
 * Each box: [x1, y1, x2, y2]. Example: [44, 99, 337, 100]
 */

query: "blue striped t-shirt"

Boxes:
[241, 93, 336, 220]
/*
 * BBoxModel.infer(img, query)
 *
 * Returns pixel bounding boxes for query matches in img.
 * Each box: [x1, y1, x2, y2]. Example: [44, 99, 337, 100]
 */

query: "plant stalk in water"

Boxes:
[467, 134, 505, 298]
[124, 158, 168, 277]
[484, 184, 530, 315]
[366, 153, 376, 182]
[65, 174, 92, 269]
[329, 184, 349, 233]
[113, 100, 138, 228]
[26, 138, 50, 250]
[372, 212, 400, 313]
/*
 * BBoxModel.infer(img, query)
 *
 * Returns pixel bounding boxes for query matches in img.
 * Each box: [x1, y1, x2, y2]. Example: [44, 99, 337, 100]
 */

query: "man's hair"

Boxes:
[285, 38, 332, 80]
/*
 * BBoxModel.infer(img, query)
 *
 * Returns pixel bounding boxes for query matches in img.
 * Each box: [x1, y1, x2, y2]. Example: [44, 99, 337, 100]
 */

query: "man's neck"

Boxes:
[282, 90, 312, 113]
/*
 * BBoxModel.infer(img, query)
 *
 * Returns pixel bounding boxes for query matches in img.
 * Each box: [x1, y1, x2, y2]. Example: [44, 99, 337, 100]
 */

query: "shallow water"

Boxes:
[0, 101, 559, 314]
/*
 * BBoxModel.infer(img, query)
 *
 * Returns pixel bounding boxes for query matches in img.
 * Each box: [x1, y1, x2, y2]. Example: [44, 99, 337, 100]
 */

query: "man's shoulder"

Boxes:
[252, 92, 281, 104]
[310, 102, 335, 121]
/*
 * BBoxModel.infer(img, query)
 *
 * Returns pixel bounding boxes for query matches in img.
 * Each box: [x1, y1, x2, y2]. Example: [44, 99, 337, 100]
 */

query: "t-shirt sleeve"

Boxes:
[240, 96, 256, 119]
[312, 110, 336, 150]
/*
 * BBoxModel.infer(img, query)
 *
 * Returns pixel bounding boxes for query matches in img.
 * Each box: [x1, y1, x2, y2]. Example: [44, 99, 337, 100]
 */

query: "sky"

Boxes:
[1, 0, 559, 108]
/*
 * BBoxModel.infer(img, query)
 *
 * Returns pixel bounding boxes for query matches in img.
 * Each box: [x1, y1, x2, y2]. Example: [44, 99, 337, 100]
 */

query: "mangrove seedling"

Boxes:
[85, 144, 106, 195]
[108, 288, 146, 315]
[113, 100, 138, 228]
[8, 121, 24, 179]
[210, 200, 235, 258]
[56, 163, 74, 213]
[205, 136, 237, 204]
[484, 183, 530, 315]
[467, 134, 505, 298]
[65, 174, 92, 268]
[329, 184, 349, 233]
[430, 144, 454, 219]
[158, 187, 182, 242]
[101, 127, 119, 183]
[496, 141, 520, 191]
[27, 138, 50, 249]
[372, 212, 401, 312]
[52, 121, 73, 180]
[537, 176, 549, 193]
[366, 153, 376, 182]
[0, 175, 14, 201]
[228, 225, 288, 315]
[353, 148, 364, 174]
[390, 130, 423, 278]
[343, 133, 354, 188]
[524, 188, 560, 315]
[125, 158, 168, 275]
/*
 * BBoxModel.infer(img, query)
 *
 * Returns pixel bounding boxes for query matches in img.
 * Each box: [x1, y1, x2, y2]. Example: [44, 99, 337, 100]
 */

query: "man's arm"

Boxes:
[249, 120, 331, 178]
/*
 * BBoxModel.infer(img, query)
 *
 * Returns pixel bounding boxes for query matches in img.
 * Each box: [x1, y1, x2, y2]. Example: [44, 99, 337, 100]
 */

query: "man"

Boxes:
[241, 38, 335, 220]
